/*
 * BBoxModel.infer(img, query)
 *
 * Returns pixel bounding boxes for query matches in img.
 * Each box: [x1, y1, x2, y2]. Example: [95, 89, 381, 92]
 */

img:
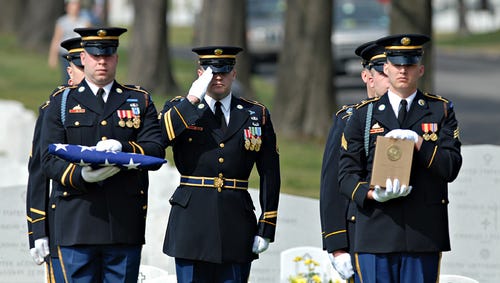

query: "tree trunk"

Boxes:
[193, 0, 253, 99]
[457, 0, 470, 36]
[390, 0, 434, 93]
[128, 0, 178, 97]
[274, 0, 334, 139]
[18, 0, 63, 51]
[0, 0, 27, 33]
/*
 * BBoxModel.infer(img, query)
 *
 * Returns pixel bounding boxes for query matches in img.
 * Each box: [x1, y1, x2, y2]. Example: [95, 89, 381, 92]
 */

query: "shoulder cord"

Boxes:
[364, 103, 373, 157]
[60, 88, 70, 127]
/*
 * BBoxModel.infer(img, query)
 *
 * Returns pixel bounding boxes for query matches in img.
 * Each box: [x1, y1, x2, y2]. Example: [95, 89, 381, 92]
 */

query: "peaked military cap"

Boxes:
[74, 27, 127, 56]
[60, 37, 83, 68]
[192, 46, 243, 73]
[360, 43, 386, 72]
[376, 34, 430, 65]
[355, 41, 375, 69]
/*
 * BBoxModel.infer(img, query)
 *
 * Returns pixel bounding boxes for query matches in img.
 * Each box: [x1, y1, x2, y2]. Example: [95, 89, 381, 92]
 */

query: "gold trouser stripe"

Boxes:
[435, 252, 442, 283]
[48, 257, 55, 283]
[44, 261, 50, 283]
[57, 246, 69, 283]
[355, 253, 364, 283]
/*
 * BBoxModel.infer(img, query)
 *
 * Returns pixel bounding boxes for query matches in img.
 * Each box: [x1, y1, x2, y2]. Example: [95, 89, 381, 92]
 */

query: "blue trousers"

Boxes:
[353, 252, 440, 283]
[58, 244, 142, 283]
[175, 258, 251, 283]
[45, 257, 64, 283]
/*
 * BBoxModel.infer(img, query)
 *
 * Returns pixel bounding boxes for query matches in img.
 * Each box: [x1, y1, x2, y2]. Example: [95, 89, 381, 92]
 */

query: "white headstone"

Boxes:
[441, 145, 500, 283]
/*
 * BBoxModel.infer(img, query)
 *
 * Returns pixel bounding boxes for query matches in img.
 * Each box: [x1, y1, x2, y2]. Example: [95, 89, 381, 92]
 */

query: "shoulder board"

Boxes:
[335, 102, 359, 116]
[121, 84, 149, 94]
[239, 97, 268, 125]
[169, 96, 184, 102]
[39, 100, 50, 110]
[423, 92, 449, 103]
[355, 97, 380, 109]
[51, 85, 76, 97]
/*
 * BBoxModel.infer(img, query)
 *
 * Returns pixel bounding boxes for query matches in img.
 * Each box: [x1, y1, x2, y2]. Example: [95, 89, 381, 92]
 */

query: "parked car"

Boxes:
[246, 0, 390, 74]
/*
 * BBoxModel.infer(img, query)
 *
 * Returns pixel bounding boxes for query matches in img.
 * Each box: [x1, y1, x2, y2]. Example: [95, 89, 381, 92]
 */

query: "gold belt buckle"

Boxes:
[213, 173, 224, 192]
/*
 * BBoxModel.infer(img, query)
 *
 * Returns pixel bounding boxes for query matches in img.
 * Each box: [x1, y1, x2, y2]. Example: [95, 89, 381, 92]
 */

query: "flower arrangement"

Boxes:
[288, 253, 343, 283]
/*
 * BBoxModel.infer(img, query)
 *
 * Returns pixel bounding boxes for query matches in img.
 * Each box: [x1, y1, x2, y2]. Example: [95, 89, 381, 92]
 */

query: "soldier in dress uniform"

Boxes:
[319, 41, 389, 280]
[27, 36, 85, 283]
[159, 46, 281, 282]
[39, 27, 164, 283]
[338, 34, 462, 283]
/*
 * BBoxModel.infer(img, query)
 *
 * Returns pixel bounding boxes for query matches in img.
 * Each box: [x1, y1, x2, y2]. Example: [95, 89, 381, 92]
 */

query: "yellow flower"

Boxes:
[311, 274, 322, 283]
[304, 258, 313, 265]
[293, 256, 303, 262]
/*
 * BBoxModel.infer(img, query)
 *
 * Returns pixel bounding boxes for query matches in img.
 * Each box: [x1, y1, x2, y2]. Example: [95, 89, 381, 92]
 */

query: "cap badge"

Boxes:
[97, 29, 107, 37]
[401, 37, 411, 46]
[214, 49, 223, 56]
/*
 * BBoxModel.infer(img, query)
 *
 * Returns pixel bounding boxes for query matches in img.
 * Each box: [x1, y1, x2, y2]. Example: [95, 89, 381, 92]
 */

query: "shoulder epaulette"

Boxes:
[423, 92, 449, 103]
[169, 96, 184, 102]
[355, 97, 380, 109]
[51, 85, 76, 97]
[239, 97, 268, 125]
[335, 102, 359, 116]
[122, 84, 149, 95]
[39, 100, 50, 110]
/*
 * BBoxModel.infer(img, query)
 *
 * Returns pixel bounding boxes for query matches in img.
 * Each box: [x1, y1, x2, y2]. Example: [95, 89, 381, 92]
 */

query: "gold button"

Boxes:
[101, 120, 107, 126]
[219, 143, 225, 148]
[63, 192, 68, 196]
[74, 121, 80, 126]
[442, 199, 446, 204]
[218, 157, 224, 163]
[101, 136, 108, 141]
[143, 205, 147, 210]
[140, 190, 144, 195]
[51, 204, 56, 209]
[351, 216, 356, 221]
[188, 138, 193, 142]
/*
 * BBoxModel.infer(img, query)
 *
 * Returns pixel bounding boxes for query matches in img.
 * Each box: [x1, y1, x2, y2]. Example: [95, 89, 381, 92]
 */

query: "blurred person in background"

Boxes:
[48, 0, 91, 84]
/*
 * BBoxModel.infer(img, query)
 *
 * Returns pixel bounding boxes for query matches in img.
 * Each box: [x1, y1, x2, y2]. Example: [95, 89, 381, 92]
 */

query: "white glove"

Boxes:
[81, 166, 120, 183]
[34, 237, 50, 263]
[372, 178, 412, 202]
[187, 67, 213, 101]
[385, 129, 419, 143]
[252, 235, 270, 254]
[329, 253, 354, 280]
[95, 139, 122, 152]
[30, 248, 45, 265]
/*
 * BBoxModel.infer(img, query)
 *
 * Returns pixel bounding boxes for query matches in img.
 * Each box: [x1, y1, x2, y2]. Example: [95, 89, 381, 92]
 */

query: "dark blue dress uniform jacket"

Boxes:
[159, 96, 280, 264]
[27, 97, 52, 251]
[339, 90, 462, 253]
[40, 80, 164, 247]
[320, 103, 357, 253]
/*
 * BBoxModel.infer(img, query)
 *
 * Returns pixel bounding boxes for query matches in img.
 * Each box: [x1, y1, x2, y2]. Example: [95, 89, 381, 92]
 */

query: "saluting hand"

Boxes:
[187, 67, 213, 103]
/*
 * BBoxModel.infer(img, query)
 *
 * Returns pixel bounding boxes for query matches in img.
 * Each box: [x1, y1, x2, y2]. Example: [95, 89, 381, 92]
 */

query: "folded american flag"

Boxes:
[48, 143, 166, 170]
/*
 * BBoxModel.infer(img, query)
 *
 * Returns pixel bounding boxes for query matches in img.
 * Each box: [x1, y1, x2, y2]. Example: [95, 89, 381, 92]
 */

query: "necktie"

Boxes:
[398, 99, 408, 127]
[96, 88, 105, 111]
[215, 101, 227, 133]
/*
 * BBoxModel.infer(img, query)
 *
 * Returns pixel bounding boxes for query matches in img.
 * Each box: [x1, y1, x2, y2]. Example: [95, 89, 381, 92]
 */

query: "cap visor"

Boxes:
[84, 46, 117, 56]
[387, 55, 421, 65]
[202, 65, 233, 73]
[372, 64, 384, 72]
